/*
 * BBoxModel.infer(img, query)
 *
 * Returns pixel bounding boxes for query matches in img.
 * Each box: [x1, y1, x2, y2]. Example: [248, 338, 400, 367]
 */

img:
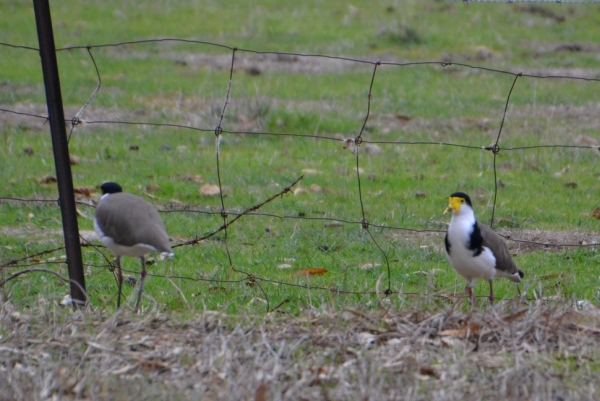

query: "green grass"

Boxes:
[2, 0, 600, 314]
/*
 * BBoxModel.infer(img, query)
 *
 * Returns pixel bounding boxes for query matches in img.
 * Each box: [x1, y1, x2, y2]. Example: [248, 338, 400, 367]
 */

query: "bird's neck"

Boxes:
[450, 210, 476, 232]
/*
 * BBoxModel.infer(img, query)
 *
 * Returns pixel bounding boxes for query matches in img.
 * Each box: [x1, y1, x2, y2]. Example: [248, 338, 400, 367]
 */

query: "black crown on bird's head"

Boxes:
[449, 192, 473, 207]
[100, 182, 123, 195]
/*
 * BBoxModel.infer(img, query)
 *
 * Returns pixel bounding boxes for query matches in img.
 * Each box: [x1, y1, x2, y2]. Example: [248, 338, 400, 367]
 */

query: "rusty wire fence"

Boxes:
[1, 37, 600, 311]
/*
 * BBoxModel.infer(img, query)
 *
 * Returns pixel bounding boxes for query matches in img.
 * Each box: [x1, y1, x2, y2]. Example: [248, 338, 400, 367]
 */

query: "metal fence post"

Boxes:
[32, 0, 87, 306]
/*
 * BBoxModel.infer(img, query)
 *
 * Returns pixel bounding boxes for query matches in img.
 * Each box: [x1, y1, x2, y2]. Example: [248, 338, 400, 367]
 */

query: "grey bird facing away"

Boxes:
[94, 182, 173, 312]
[443, 192, 524, 308]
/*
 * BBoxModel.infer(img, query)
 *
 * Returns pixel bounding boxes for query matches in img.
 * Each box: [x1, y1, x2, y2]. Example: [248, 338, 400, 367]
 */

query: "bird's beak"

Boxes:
[443, 197, 460, 215]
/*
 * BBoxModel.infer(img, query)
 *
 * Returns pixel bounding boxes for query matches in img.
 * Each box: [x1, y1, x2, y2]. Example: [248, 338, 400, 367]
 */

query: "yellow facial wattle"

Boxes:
[443, 196, 464, 214]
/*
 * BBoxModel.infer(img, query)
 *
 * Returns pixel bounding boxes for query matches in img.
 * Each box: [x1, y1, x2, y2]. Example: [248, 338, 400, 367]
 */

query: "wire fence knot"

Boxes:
[245, 274, 256, 287]
[485, 144, 501, 154]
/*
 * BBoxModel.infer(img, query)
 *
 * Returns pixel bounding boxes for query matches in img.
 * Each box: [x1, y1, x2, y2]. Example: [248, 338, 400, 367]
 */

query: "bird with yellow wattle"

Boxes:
[443, 192, 523, 308]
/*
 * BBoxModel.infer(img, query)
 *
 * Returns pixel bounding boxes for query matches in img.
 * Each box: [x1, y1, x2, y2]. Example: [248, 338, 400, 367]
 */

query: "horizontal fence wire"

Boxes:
[1, 37, 600, 310]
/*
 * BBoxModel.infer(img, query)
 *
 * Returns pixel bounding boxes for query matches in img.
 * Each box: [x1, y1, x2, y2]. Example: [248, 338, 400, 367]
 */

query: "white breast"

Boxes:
[446, 217, 497, 281]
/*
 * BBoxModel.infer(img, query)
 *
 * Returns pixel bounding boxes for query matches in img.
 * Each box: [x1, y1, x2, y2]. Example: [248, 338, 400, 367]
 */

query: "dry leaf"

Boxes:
[293, 187, 307, 195]
[419, 366, 440, 379]
[440, 336, 465, 348]
[553, 165, 571, 178]
[39, 174, 57, 184]
[73, 186, 94, 197]
[439, 324, 480, 337]
[503, 309, 528, 323]
[395, 114, 412, 122]
[140, 359, 169, 372]
[23, 147, 34, 156]
[309, 184, 323, 193]
[301, 168, 320, 175]
[277, 264, 292, 269]
[181, 173, 204, 183]
[355, 332, 377, 346]
[309, 366, 329, 376]
[564, 182, 577, 189]
[359, 263, 381, 270]
[69, 154, 81, 165]
[293, 268, 328, 277]
[592, 207, 600, 219]
[199, 184, 221, 197]
[145, 183, 161, 192]
[343, 138, 357, 154]
[255, 383, 267, 401]
[111, 364, 138, 375]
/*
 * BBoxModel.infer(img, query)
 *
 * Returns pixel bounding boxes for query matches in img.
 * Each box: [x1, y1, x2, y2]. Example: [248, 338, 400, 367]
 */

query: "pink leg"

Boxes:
[467, 286, 475, 308]
[116, 256, 123, 308]
[488, 280, 494, 305]
[134, 256, 147, 313]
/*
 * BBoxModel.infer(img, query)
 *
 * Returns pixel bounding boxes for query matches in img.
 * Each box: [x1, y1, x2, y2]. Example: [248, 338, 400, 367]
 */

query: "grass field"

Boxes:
[2, 0, 600, 399]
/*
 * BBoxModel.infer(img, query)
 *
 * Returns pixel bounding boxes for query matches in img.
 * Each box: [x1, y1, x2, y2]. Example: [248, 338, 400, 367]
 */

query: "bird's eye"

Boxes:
[460, 199, 464, 203]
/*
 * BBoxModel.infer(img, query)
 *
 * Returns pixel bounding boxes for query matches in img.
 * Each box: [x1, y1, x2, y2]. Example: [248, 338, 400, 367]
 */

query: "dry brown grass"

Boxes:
[1, 299, 599, 400]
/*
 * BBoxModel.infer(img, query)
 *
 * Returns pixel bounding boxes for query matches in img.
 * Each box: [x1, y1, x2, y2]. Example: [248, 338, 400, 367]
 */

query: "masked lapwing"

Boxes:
[443, 192, 523, 307]
[94, 182, 173, 312]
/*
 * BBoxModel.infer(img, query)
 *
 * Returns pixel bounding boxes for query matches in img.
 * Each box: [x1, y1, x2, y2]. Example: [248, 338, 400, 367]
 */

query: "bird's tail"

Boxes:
[508, 269, 524, 283]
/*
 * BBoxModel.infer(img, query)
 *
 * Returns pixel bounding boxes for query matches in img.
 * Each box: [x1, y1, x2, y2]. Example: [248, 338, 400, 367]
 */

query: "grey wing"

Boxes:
[127, 200, 172, 253]
[96, 194, 171, 253]
[478, 223, 518, 275]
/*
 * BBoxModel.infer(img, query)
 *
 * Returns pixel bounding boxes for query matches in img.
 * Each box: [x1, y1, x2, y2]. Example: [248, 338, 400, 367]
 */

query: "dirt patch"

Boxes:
[521, 40, 600, 58]
[6, 99, 600, 146]
[165, 51, 375, 75]
[0, 301, 598, 400]
[499, 229, 600, 253]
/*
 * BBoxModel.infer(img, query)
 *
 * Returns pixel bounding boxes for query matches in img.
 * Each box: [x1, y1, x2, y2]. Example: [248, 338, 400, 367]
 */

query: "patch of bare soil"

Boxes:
[390, 228, 600, 254]
[4, 59, 600, 138]
[521, 40, 600, 60]
[499, 229, 600, 253]
[164, 52, 374, 75]
[1, 301, 599, 400]
[370, 102, 600, 143]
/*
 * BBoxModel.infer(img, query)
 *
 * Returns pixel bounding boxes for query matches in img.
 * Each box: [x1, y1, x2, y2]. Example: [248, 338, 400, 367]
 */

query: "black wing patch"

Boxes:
[468, 222, 484, 256]
[444, 233, 451, 255]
